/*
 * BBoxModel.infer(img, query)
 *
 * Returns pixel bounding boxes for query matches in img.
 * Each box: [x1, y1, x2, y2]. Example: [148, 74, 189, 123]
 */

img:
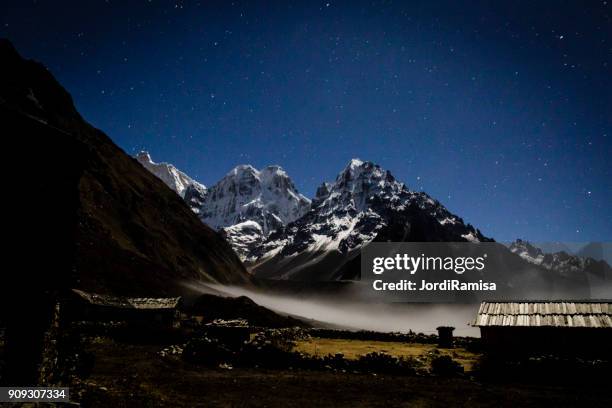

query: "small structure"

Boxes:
[68, 289, 181, 330]
[472, 300, 612, 357]
[436, 326, 455, 348]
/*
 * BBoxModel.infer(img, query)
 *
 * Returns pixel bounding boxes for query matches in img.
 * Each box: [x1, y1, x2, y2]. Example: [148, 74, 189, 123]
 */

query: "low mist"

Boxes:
[184, 281, 481, 337]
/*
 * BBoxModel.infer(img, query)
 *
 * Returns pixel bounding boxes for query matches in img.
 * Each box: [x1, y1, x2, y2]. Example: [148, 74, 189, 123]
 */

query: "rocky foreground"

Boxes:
[73, 338, 612, 408]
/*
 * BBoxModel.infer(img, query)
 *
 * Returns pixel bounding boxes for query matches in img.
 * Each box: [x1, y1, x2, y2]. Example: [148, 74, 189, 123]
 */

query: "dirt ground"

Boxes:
[295, 337, 480, 371]
[75, 339, 612, 408]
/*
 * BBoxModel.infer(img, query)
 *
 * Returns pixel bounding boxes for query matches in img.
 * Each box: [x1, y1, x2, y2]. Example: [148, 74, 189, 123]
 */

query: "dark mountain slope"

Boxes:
[0, 39, 250, 296]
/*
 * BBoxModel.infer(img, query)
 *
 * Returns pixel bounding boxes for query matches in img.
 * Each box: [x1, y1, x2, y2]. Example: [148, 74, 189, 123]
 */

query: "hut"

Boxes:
[68, 289, 181, 330]
[472, 300, 612, 357]
[436, 326, 455, 348]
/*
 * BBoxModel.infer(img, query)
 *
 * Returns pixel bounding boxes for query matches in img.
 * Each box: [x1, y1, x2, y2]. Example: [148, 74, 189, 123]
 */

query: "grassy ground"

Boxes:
[295, 337, 480, 371]
[70, 338, 612, 407]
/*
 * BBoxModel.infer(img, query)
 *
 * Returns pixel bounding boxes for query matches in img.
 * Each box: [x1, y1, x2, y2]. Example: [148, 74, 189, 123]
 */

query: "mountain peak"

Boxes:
[225, 164, 291, 181]
[136, 150, 153, 163]
[509, 239, 545, 265]
[337, 158, 390, 182]
[249, 159, 488, 279]
[199, 162, 311, 255]
[261, 164, 287, 176]
[348, 158, 364, 167]
[329, 160, 402, 212]
[227, 164, 258, 177]
[340, 158, 371, 176]
[135, 151, 205, 198]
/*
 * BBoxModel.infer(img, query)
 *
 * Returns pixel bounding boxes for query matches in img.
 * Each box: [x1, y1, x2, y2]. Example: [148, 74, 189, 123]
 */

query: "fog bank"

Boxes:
[185, 281, 480, 337]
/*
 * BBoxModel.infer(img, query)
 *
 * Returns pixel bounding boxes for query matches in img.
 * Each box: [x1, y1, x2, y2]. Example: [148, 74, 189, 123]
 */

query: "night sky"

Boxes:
[2, 1, 611, 242]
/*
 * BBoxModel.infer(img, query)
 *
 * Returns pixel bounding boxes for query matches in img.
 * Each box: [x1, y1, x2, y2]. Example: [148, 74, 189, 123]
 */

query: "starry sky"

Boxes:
[2, 0, 611, 242]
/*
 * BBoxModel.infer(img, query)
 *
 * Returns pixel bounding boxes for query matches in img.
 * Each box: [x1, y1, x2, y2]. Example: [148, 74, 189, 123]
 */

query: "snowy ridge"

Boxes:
[137, 153, 486, 275]
[221, 221, 265, 261]
[200, 164, 310, 232]
[508, 239, 545, 265]
[136, 153, 310, 259]
[136, 151, 207, 199]
[248, 159, 486, 280]
[509, 239, 612, 278]
[199, 164, 311, 258]
[134, 152, 609, 287]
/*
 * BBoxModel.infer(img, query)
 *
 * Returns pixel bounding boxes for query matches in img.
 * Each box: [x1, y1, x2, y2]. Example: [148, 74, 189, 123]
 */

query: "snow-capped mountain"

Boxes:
[508, 239, 546, 265]
[199, 164, 311, 258]
[136, 154, 310, 258]
[132, 152, 602, 297]
[509, 239, 612, 287]
[136, 151, 207, 209]
[248, 159, 488, 280]
[221, 221, 265, 261]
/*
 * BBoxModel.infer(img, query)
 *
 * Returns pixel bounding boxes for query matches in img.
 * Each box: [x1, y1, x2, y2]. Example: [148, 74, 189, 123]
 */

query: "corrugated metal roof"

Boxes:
[473, 301, 612, 328]
[72, 289, 180, 309]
